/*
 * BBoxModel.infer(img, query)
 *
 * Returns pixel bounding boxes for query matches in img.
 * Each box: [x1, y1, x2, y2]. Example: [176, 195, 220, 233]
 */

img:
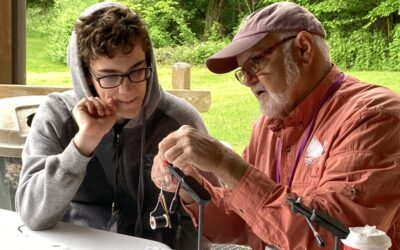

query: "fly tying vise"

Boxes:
[149, 173, 181, 230]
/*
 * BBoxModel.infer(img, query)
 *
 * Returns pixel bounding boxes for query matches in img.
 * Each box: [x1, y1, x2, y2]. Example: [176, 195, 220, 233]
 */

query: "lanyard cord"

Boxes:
[276, 73, 345, 187]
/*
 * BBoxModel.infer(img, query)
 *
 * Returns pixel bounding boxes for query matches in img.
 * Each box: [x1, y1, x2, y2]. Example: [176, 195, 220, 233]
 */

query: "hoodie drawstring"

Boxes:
[134, 105, 147, 236]
[107, 123, 124, 231]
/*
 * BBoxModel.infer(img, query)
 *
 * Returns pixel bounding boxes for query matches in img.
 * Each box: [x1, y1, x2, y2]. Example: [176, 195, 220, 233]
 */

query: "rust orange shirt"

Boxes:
[185, 65, 400, 249]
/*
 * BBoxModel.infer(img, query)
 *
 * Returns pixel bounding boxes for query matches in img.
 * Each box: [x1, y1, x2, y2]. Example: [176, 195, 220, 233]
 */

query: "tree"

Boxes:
[204, 0, 225, 39]
[366, 0, 400, 40]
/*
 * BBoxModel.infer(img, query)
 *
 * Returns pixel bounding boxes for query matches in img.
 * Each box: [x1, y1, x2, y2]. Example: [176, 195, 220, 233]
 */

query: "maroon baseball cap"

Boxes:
[206, 2, 326, 74]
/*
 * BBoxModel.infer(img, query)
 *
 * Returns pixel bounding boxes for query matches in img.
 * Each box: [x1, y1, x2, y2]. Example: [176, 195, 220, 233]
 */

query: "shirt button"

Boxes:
[285, 145, 291, 153]
[239, 209, 244, 215]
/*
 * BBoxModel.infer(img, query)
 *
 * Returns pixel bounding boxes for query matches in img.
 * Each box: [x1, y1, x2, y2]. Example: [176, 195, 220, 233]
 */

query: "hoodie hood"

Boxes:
[66, 2, 161, 128]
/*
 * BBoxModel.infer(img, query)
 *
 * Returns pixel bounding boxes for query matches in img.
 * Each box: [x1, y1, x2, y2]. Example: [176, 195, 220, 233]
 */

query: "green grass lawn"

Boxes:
[27, 36, 400, 153]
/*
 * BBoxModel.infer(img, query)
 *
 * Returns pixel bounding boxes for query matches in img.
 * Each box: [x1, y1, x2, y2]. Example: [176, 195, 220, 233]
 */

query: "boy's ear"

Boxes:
[85, 74, 93, 85]
[89, 84, 98, 97]
[84, 70, 98, 96]
[84, 65, 94, 86]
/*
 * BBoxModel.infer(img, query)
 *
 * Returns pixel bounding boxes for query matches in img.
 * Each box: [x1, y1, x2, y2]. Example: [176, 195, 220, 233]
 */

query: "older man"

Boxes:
[151, 2, 400, 249]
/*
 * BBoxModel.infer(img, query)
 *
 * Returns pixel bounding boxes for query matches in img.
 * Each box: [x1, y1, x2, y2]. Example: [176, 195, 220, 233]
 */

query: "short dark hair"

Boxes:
[75, 6, 150, 66]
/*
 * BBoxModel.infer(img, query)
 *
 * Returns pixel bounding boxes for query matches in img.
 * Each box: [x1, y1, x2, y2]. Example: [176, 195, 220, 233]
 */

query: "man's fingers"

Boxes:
[158, 125, 204, 171]
[158, 133, 179, 159]
[152, 172, 179, 192]
[151, 155, 176, 192]
[164, 145, 185, 165]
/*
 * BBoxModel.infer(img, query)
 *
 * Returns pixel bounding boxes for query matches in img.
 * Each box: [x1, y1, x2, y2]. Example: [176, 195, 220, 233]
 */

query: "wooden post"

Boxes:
[0, 0, 12, 84]
[12, 0, 26, 85]
[0, 0, 25, 85]
[172, 62, 191, 90]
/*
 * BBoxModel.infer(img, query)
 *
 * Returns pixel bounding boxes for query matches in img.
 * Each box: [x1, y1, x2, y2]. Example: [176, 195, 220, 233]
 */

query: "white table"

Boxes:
[0, 209, 171, 250]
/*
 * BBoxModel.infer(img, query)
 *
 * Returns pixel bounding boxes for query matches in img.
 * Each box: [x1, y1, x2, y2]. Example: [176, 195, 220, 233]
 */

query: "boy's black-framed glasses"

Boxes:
[90, 67, 152, 89]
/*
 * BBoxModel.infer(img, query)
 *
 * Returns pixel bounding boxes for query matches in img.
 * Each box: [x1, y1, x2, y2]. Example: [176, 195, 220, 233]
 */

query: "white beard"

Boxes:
[258, 46, 300, 118]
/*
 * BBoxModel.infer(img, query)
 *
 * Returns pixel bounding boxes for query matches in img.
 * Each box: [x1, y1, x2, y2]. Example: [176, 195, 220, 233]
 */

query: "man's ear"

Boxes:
[294, 31, 314, 66]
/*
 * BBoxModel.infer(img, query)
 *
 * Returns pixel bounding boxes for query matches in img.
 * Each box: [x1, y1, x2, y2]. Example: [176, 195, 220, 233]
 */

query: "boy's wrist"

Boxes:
[73, 131, 101, 157]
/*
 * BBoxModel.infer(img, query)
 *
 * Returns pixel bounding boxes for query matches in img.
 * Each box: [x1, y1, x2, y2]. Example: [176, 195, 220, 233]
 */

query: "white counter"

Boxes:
[0, 208, 171, 250]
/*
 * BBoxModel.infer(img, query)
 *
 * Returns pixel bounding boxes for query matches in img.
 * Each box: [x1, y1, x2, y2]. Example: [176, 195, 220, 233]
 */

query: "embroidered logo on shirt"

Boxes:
[305, 137, 325, 166]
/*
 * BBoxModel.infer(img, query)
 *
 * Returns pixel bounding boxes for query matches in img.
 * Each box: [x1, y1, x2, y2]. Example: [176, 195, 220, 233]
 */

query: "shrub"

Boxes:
[26, 7, 52, 37]
[389, 24, 400, 71]
[45, 0, 200, 63]
[47, 0, 100, 63]
[154, 40, 229, 65]
[29, 1, 400, 71]
[141, 0, 197, 48]
[329, 30, 391, 70]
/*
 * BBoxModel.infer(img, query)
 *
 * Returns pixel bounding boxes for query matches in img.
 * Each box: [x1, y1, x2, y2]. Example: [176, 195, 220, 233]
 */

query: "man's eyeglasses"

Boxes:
[235, 36, 297, 85]
[90, 67, 152, 89]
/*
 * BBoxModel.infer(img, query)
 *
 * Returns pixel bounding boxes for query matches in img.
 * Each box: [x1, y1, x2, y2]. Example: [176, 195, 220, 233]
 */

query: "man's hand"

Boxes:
[72, 97, 117, 156]
[154, 125, 249, 191]
[158, 125, 225, 172]
[151, 154, 203, 204]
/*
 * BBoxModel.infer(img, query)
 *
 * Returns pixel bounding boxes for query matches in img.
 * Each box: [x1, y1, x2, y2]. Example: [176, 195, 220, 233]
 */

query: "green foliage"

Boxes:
[112, 0, 200, 47]
[154, 40, 229, 65]
[26, 0, 400, 70]
[389, 24, 400, 70]
[47, 0, 100, 63]
[120, 0, 208, 39]
[329, 30, 389, 70]
[27, 37, 68, 73]
[112, 0, 143, 10]
[27, 0, 54, 8]
[140, 0, 198, 48]
[26, 7, 52, 37]
[366, 0, 400, 24]
[302, 0, 400, 70]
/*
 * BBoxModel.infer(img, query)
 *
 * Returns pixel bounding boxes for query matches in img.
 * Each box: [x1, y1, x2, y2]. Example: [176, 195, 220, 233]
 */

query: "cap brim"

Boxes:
[206, 32, 268, 74]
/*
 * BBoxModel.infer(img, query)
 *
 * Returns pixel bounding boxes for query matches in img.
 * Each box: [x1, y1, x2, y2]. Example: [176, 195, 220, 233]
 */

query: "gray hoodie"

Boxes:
[16, 2, 214, 249]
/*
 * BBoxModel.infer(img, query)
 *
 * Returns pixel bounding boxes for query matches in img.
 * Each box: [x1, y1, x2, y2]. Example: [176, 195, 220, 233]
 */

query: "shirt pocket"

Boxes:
[291, 154, 326, 191]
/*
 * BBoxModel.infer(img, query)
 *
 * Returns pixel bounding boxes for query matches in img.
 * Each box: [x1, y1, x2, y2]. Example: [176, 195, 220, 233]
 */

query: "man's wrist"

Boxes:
[214, 151, 249, 190]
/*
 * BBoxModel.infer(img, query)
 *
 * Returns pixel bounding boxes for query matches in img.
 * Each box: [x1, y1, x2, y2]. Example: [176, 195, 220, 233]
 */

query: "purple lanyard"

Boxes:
[275, 73, 345, 187]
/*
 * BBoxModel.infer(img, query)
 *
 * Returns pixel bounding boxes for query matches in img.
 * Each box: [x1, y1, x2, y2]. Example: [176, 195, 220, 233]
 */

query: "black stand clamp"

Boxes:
[287, 197, 350, 249]
[168, 164, 211, 250]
